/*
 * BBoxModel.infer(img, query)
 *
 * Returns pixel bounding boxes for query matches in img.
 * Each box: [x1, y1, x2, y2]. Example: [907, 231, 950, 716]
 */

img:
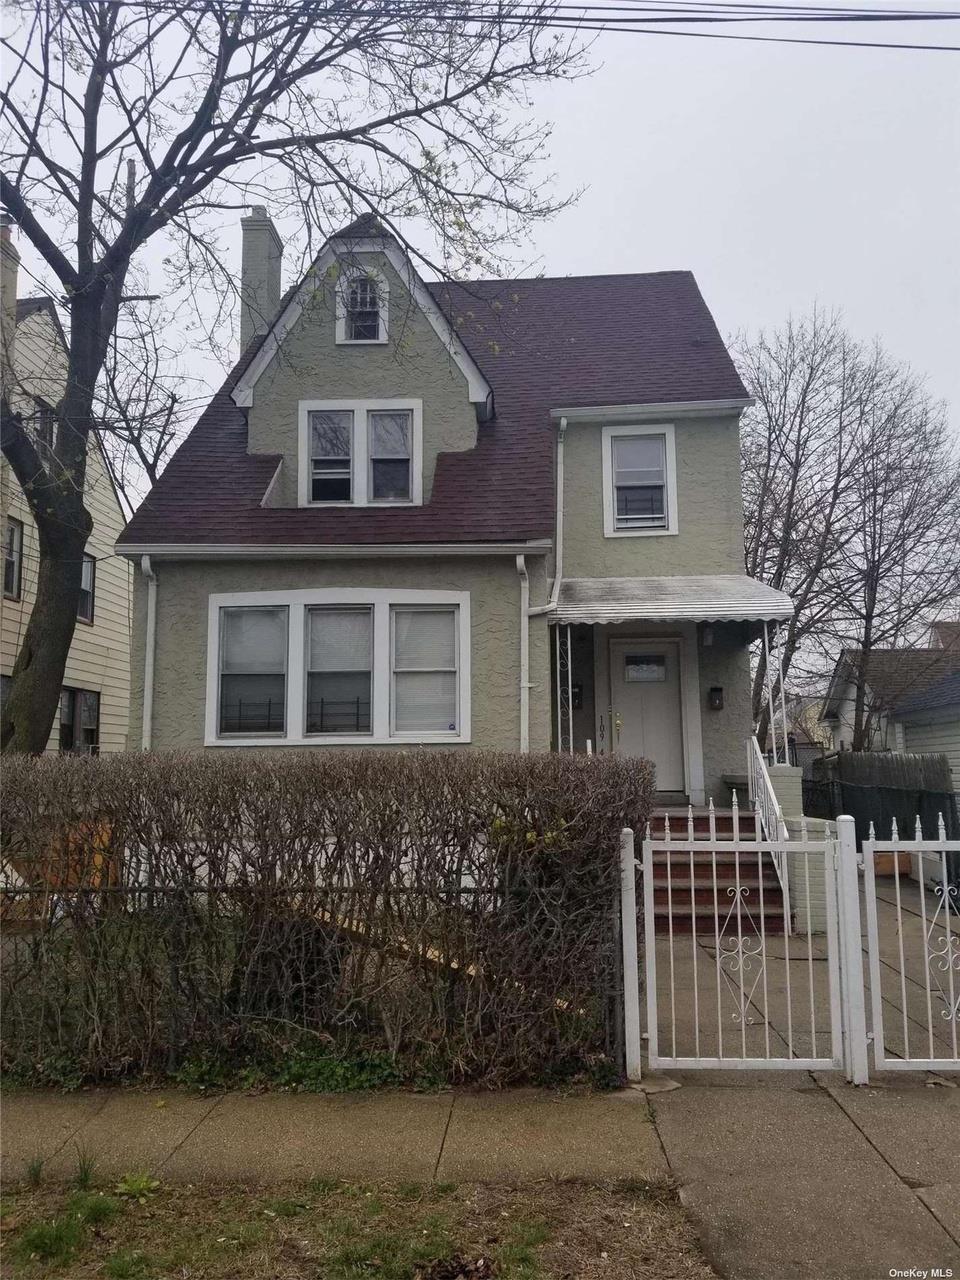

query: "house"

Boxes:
[117, 210, 792, 801]
[819, 646, 960, 792]
[930, 619, 960, 651]
[0, 219, 132, 753]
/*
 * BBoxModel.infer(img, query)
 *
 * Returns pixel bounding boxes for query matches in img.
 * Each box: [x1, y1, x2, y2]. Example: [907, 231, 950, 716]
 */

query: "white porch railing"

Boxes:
[747, 735, 791, 930]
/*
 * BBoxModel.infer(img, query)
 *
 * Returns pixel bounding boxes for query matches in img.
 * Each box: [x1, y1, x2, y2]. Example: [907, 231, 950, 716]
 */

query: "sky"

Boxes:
[9, 3, 960, 432]
[523, 9, 960, 418]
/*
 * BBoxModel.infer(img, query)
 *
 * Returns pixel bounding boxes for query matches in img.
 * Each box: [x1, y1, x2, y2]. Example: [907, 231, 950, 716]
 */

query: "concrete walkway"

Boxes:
[3, 1074, 959, 1279]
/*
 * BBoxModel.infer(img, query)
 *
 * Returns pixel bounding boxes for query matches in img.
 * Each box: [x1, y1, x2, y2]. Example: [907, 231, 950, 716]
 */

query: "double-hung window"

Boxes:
[307, 606, 372, 734]
[4, 517, 23, 600]
[602, 423, 678, 538]
[218, 606, 287, 735]
[77, 554, 96, 623]
[59, 687, 100, 754]
[207, 590, 469, 745]
[392, 607, 458, 734]
[337, 270, 387, 343]
[300, 400, 421, 506]
[309, 410, 353, 503]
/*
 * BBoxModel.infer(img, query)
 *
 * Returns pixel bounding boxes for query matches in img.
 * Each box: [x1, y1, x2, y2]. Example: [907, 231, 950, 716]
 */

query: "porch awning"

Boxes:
[552, 575, 793, 625]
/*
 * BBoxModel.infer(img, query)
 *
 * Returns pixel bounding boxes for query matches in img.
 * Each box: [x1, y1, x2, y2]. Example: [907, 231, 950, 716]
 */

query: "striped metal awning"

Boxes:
[552, 575, 793, 625]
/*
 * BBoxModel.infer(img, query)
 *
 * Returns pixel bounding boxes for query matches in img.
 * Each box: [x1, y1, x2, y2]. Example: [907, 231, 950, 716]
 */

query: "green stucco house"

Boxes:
[118, 211, 792, 803]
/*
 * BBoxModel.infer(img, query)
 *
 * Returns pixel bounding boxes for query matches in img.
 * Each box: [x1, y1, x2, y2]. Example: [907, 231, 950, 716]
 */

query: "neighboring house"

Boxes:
[117, 210, 791, 801]
[930, 619, 960, 651]
[819, 647, 960, 791]
[0, 218, 132, 754]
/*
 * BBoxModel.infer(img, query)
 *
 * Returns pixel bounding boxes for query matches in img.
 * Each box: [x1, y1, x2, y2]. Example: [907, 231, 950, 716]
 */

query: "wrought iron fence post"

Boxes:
[836, 815, 869, 1085]
[619, 828, 642, 1082]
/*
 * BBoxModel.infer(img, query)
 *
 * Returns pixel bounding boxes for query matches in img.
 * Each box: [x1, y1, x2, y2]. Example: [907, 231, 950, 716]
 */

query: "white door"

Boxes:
[610, 639, 685, 791]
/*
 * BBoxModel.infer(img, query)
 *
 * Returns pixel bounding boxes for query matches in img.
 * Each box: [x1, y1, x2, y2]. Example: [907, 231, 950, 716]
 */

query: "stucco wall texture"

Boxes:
[131, 556, 551, 753]
[247, 254, 479, 508]
[562, 415, 745, 578]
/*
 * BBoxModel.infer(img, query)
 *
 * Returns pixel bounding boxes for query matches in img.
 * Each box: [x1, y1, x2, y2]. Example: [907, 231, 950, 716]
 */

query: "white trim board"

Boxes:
[117, 541, 552, 560]
[231, 237, 492, 412]
[204, 586, 471, 748]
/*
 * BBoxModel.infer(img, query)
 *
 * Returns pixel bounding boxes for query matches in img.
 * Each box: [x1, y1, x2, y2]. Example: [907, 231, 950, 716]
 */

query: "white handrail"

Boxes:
[748, 736, 792, 930]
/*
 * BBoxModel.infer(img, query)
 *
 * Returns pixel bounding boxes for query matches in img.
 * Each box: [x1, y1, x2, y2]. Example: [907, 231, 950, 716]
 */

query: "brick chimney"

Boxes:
[1, 214, 20, 389]
[240, 206, 283, 354]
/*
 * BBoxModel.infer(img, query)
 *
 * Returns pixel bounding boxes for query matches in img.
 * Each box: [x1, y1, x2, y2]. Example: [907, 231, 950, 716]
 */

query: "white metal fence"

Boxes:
[621, 812, 959, 1083]
[862, 819, 960, 1073]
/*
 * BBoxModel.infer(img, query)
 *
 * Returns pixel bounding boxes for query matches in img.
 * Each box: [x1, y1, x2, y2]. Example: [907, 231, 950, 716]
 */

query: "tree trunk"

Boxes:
[1, 506, 91, 753]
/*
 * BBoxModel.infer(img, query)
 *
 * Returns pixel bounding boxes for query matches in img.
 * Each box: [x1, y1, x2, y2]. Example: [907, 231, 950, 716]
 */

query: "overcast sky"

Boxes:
[524, 8, 960, 420]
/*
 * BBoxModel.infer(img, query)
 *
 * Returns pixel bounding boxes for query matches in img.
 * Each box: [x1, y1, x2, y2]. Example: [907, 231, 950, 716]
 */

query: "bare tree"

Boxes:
[0, 0, 583, 752]
[736, 312, 960, 744]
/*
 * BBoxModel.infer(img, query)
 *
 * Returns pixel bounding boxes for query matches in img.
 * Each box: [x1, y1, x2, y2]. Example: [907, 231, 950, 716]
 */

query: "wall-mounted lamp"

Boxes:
[708, 686, 724, 711]
[701, 624, 714, 647]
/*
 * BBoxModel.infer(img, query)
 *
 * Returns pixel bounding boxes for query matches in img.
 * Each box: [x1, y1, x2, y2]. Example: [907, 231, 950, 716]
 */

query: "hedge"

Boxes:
[1, 750, 654, 1088]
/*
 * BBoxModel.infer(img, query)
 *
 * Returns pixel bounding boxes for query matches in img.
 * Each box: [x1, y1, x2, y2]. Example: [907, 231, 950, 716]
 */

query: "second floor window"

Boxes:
[613, 434, 667, 530]
[77, 554, 96, 623]
[602, 423, 678, 538]
[310, 410, 353, 502]
[4, 517, 23, 600]
[302, 400, 421, 507]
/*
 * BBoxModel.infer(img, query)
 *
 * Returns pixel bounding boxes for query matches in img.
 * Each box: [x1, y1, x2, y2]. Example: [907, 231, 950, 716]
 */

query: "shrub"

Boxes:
[1, 750, 653, 1087]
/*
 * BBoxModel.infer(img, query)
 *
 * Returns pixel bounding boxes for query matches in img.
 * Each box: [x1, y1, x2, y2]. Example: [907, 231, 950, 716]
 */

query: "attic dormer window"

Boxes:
[336, 268, 388, 344]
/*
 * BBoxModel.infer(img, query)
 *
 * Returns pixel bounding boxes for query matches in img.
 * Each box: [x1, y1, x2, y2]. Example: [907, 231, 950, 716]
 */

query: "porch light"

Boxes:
[708, 685, 724, 711]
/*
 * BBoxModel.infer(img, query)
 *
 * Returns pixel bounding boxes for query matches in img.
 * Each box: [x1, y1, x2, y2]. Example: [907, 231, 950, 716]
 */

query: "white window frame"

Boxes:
[335, 266, 389, 344]
[205, 588, 471, 747]
[298, 399, 423, 508]
[600, 422, 679, 539]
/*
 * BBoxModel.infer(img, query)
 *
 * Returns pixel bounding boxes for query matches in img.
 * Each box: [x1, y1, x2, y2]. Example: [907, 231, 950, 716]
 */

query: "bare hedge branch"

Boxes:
[1, 750, 654, 1088]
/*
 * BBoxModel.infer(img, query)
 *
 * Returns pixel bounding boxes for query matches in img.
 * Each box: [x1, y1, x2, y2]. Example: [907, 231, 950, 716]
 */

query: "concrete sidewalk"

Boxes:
[3, 1074, 959, 1280]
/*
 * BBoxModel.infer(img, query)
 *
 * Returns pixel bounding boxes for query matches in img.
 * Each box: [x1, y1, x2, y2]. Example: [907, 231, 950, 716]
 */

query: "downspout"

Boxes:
[528, 415, 567, 617]
[516, 555, 530, 752]
[140, 555, 157, 750]
[516, 417, 567, 752]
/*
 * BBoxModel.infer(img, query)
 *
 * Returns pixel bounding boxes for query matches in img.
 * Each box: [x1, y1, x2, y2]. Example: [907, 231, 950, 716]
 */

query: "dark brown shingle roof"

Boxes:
[119, 269, 748, 548]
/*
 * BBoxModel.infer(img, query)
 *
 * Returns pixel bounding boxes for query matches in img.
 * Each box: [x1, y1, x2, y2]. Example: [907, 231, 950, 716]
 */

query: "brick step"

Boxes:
[654, 916, 787, 936]
[651, 877, 779, 897]
[653, 884, 783, 906]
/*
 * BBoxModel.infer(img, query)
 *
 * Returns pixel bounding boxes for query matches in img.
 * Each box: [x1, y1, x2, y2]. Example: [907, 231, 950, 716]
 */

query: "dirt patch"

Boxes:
[2, 1178, 716, 1279]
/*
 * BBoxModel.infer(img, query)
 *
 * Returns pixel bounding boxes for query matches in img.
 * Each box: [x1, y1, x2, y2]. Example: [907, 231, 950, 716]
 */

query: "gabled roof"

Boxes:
[119, 247, 749, 549]
[931, 620, 960, 650]
[821, 647, 960, 720]
[15, 295, 68, 355]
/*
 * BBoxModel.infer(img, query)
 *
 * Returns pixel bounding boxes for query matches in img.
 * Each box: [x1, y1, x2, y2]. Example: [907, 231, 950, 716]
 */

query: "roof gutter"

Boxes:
[116, 540, 552, 561]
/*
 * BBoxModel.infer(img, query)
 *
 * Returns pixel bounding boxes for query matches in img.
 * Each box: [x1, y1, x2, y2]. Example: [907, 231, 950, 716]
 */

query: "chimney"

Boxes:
[240, 206, 283, 354]
[1, 214, 20, 389]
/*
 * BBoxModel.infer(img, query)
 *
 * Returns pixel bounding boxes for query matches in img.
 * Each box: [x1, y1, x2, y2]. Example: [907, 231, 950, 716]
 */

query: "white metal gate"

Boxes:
[862, 823, 960, 1073]
[621, 814, 870, 1081]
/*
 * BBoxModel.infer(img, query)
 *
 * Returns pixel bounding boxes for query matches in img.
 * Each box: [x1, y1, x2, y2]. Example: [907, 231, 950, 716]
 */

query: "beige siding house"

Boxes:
[1, 221, 132, 753]
[119, 211, 791, 800]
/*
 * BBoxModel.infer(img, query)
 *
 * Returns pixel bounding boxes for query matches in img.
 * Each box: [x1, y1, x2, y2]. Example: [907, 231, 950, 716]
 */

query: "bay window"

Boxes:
[392, 607, 458, 734]
[307, 606, 372, 734]
[299, 400, 421, 507]
[218, 605, 287, 735]
[206, 590, 469, 745]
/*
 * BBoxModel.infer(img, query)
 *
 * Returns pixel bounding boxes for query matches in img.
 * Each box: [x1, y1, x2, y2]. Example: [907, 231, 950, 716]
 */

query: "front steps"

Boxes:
[646, 805, 787, 935]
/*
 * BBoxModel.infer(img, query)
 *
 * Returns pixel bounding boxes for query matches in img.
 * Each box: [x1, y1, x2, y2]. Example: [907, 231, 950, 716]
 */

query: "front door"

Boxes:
[610, 639, 685, 791]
